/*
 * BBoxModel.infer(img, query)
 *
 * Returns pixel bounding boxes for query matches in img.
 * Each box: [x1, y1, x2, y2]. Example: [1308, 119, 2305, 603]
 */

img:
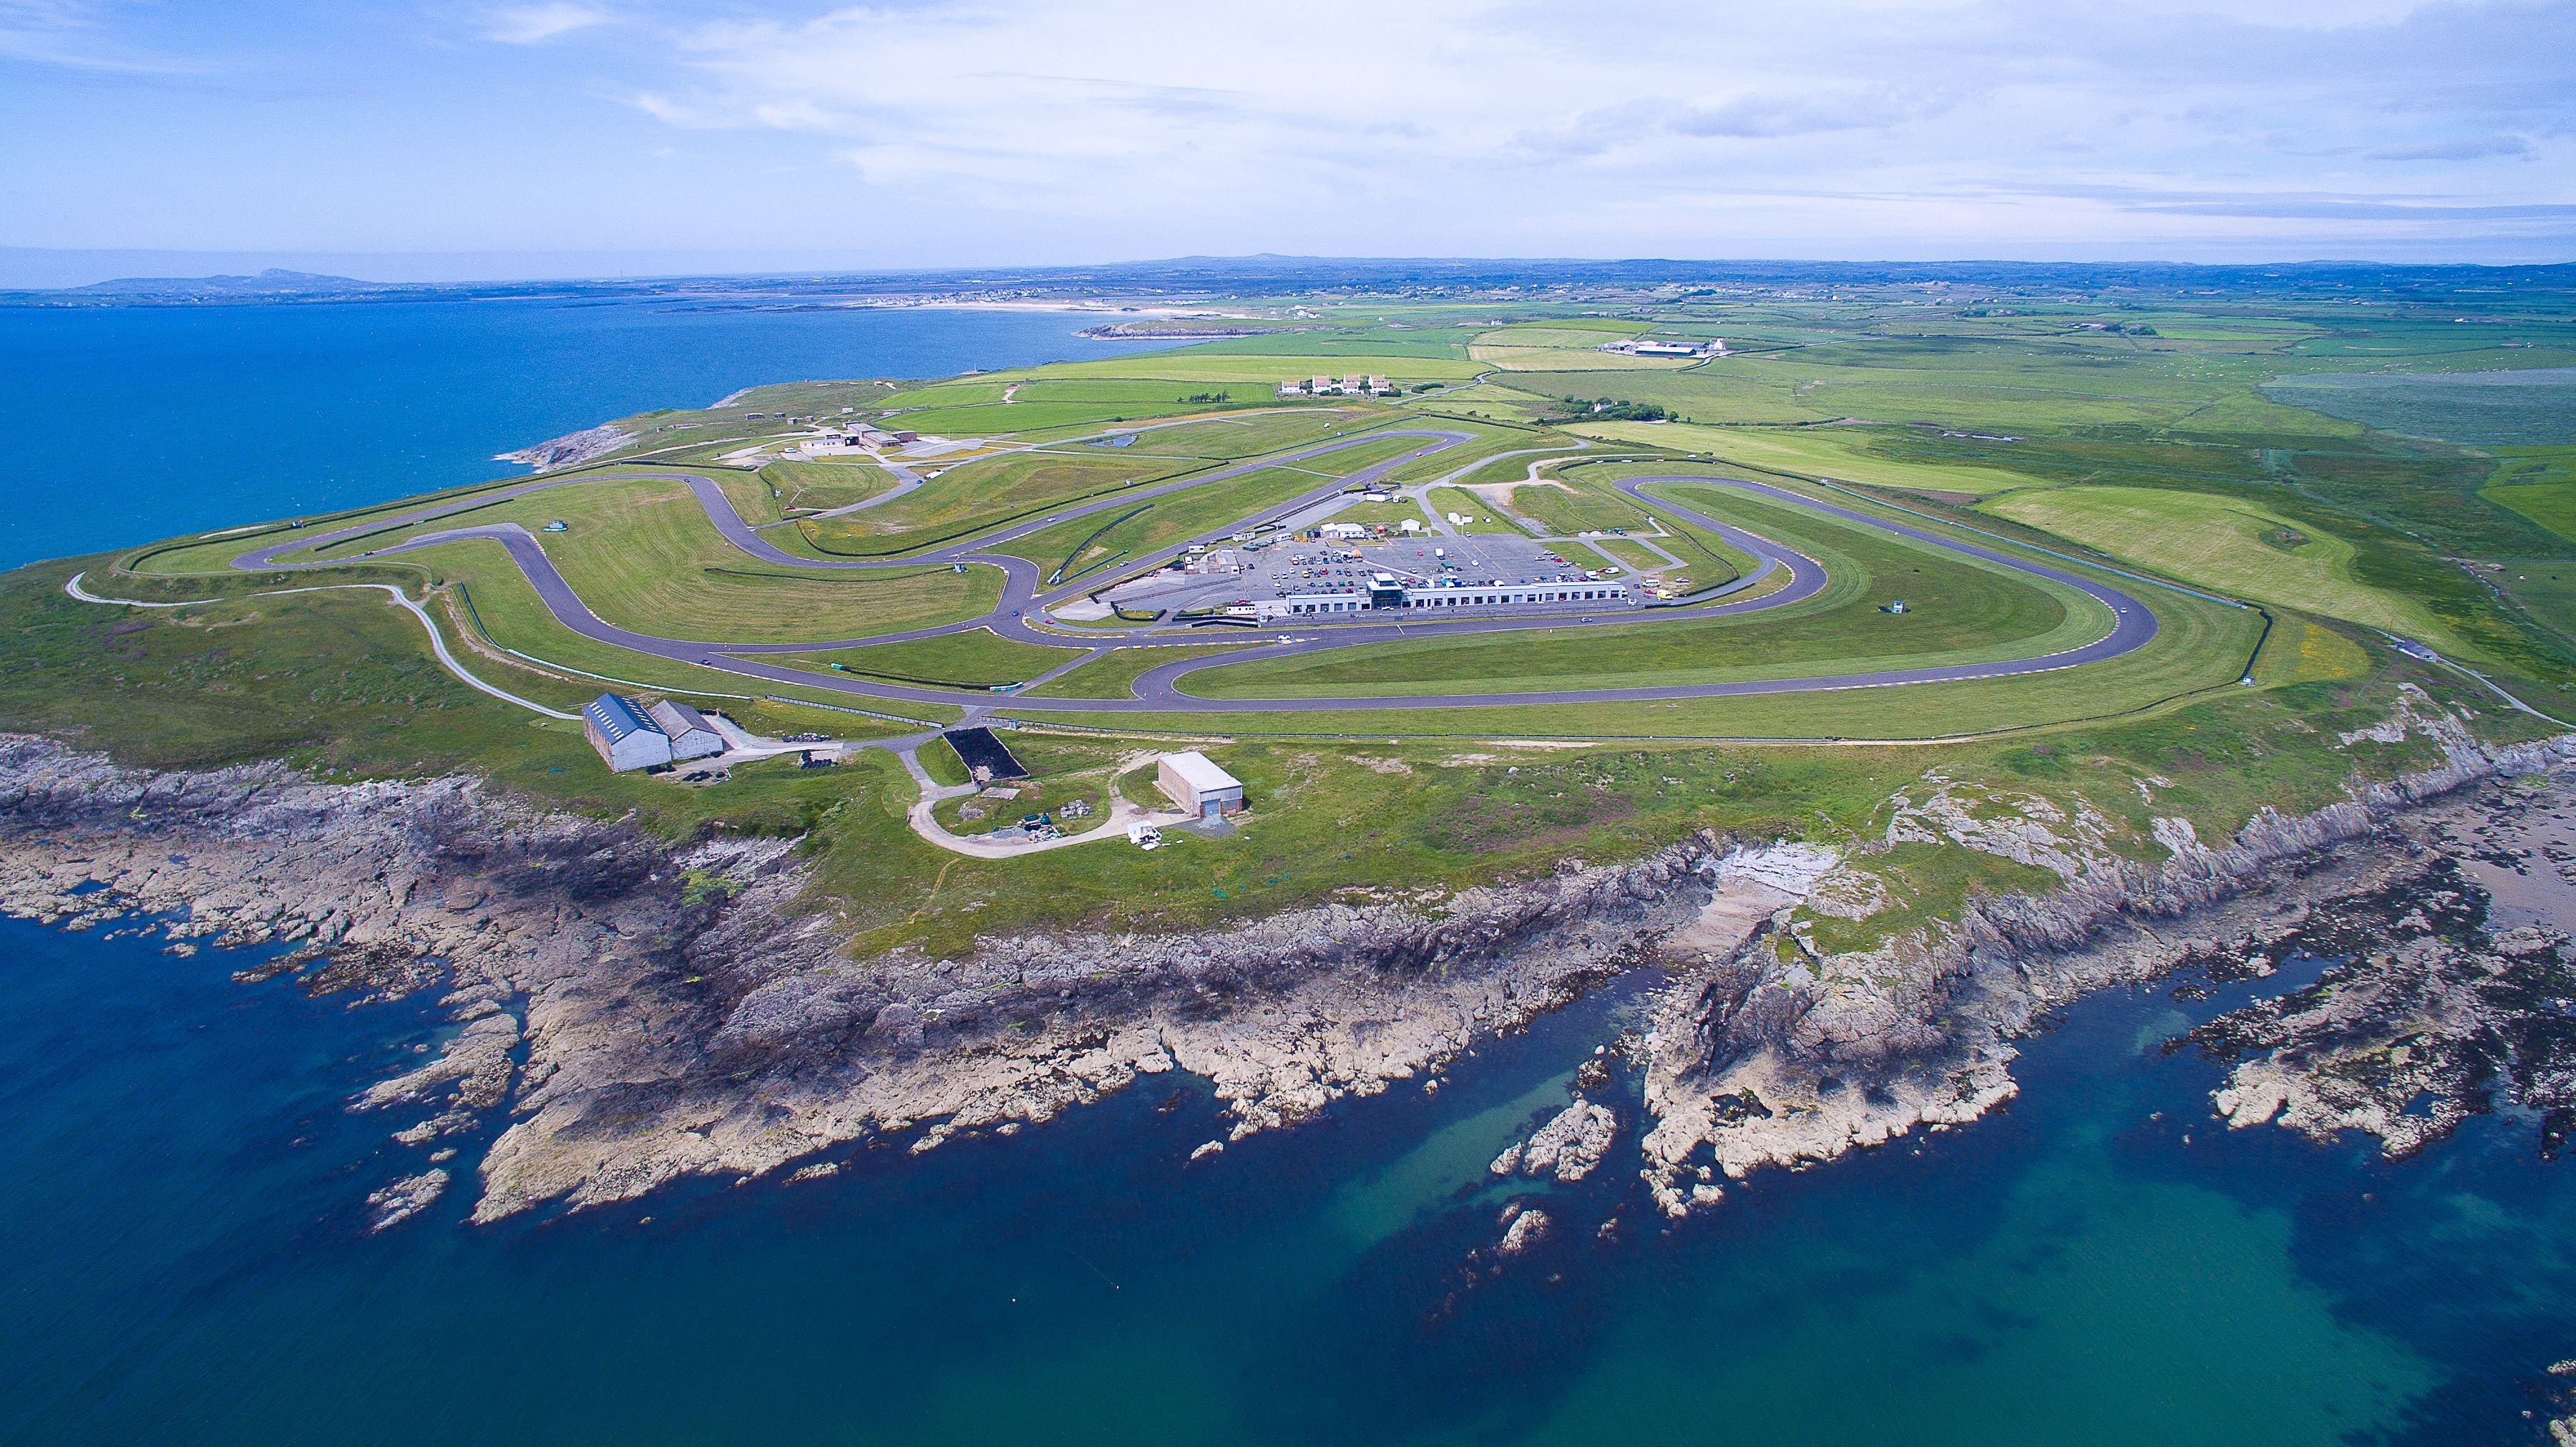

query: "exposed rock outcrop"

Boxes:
[0, 734, 1732, 1224]
[497, 423, 631, 471]
[1494, 1204, 1550, 1257]
[1491, 1099, 1617, 1183]
[1631, 713, 2576, 1217]
[3, 680, 2567, 1232]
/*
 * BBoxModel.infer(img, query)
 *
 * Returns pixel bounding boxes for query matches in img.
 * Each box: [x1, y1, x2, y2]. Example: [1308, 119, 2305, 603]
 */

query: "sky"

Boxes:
[2, 0, 2572, 283]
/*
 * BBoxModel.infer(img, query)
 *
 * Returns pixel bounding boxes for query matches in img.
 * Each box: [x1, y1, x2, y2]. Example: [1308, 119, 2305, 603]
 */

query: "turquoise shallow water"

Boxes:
[2, 915, 2570, 1446]
[1, 300, 2573, 1443]
[0, 297, 1172, 567]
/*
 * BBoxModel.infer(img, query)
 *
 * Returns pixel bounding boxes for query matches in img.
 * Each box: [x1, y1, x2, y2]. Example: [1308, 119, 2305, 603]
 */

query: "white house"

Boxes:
[1157, 751, 1244, 818]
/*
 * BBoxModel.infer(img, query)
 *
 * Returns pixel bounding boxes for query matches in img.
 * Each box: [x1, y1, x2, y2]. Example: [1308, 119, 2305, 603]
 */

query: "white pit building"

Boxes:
[1157, 751, 1244, 819]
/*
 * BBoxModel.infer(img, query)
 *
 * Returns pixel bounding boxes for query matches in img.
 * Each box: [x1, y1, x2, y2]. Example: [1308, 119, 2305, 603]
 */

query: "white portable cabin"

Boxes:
[647, 699, 725, 761]
[1156, 751, 1244, 819]
[582, 693, 673, 773]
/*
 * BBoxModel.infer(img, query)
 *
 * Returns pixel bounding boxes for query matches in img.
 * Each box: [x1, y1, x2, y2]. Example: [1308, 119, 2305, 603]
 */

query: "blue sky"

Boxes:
[2, 0, 2572, 283]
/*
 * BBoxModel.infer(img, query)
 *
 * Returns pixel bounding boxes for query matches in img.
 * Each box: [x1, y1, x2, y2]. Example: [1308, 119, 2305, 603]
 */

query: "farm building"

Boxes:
[582, 693, 673, 772]
[1157, 751, 1244, 819]
[647, 699, 725, 760]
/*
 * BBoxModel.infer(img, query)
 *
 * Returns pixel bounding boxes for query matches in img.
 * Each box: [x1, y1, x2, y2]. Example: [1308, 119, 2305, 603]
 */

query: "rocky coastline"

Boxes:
[1, 690, 2571, 1233]
[496, 422, 632, 472]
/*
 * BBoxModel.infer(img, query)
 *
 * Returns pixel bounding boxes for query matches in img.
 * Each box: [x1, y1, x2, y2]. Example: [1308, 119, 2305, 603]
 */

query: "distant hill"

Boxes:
[62, 268, 394, 298]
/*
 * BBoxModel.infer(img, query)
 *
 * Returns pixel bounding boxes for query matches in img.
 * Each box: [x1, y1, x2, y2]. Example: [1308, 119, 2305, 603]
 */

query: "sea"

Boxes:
[0, 296, 1179, 569]
[2, 297, 2573, 1445]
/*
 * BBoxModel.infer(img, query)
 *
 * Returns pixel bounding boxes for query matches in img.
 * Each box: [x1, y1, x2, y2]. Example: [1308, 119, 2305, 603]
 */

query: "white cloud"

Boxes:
[2368, 135, 2532, 160]
[580, 0, 2569, 255]
[481, 2, 610, 44]
[0, 0, 202, 71]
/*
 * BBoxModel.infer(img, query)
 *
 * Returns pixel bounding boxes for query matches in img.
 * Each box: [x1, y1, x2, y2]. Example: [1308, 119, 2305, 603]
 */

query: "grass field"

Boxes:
[771, 629, 1087, 688]
[2481, 446, 2576, 545]
[1982, 484, 2472, 654]
[1005, 580, 2264, 744]
[1586, 537, 1668, 574]
[763, 459, 888, 516]
[1506, 476, 1658, 536]
[808, 449, 1190, 548]
[1574, 420, 2046, 497]
[1422, 486, 1528, 534]
[993, 437, 1436, 577]
[326, 477, 1005, 643]
[1021, 640, 1263, 698]
[37, 278, 2576, 950]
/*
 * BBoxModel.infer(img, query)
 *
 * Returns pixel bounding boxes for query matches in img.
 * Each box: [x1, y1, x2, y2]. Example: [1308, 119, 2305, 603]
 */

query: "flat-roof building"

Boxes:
[1157, 751, 1244, 819]
[582, 693, 673, 772]
[647, 699, 724, 760]
[1259, 578, 1633, 621]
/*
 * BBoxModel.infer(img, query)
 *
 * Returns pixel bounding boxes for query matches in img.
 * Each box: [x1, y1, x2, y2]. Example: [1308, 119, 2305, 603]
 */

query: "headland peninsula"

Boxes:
[9, 258, 2576, 1325]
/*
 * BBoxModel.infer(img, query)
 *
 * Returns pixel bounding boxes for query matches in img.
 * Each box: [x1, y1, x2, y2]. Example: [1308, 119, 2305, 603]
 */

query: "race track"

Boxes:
[228, 428, 2162, 713]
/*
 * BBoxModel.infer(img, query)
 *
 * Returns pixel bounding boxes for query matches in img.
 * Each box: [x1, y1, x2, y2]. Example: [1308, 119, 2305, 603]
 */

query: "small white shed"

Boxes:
[1156, 751, 1244, 819]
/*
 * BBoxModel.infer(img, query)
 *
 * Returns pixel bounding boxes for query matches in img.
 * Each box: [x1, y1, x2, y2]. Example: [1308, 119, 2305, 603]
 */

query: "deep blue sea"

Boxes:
[5, 915, 2571, 1446]
[2, 298, 2573, 1445]
[0, 297, 1175, 568]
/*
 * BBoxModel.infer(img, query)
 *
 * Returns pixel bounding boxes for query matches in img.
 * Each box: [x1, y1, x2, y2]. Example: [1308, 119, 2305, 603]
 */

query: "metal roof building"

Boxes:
[647, 698, 724, 761]
[1157, 751, 1244, 819]
[582, 693, 673, 773]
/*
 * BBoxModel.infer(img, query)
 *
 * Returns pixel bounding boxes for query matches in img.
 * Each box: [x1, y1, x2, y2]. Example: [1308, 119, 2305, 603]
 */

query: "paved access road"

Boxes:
[230, 428, 2162, 713]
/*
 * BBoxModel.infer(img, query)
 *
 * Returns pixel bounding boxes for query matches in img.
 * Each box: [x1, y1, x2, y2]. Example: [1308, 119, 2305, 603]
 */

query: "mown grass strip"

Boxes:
[1049, 503, 1153, 585]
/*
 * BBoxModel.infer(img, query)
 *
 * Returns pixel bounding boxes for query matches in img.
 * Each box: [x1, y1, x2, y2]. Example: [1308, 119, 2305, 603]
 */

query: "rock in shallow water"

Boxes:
[1492, 1099, 1617, 1183]
[365, 1169, 448, 1231]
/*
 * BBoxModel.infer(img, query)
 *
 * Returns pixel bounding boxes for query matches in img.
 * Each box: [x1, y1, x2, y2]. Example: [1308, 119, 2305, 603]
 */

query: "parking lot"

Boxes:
[1101, 531, 1631, 618]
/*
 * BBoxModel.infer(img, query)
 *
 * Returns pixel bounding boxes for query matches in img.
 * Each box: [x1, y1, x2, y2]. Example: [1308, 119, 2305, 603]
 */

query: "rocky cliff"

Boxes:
[1, 689, 2567, 1229]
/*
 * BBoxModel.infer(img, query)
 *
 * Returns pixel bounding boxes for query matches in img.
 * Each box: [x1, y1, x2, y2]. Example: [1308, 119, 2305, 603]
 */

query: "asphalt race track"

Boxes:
[229, 429, 2167, 713]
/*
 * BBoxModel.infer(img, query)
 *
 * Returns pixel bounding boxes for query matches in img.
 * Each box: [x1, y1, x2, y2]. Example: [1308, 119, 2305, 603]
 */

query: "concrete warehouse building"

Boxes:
[1157, 751, 1244, 819]
[648, 699, 724, 761]
[1257, 578, 1633, 622]
[582, 693, 673, 772]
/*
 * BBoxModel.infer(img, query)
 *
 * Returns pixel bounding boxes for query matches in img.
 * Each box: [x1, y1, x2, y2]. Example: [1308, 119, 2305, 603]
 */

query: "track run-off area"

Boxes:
[211, 427, 2163, 714]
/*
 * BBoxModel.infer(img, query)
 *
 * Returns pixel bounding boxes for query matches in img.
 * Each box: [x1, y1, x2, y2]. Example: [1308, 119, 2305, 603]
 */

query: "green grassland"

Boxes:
[2481, 446, 2576, 545]
[1422, 486, 1528, 534]
[1574, 420, 2045, 497]
[1009, 586, 2268, 744]
[1503, 476, 1657, 535]
[282, 474, 1005, 644]
[760, 459, 887, 516]
[1324, 497, 1436, 528]
[1982, 485, 2467, 652]
[991, 462, 1382, 579]
[1074, 409, 1369, 460]
[29, 275, 2576, 953]
[1012, 351, 1485, 386]
[1586, 537, 1668, 573]
[1022, 640, 1264, 699]
[438, 551, 961, 725]
[806, 450, 1196, 551]
[1403, 385, 1550, 425]
[932, 770, 1106, 836]
[770, 629, 1087, 688]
